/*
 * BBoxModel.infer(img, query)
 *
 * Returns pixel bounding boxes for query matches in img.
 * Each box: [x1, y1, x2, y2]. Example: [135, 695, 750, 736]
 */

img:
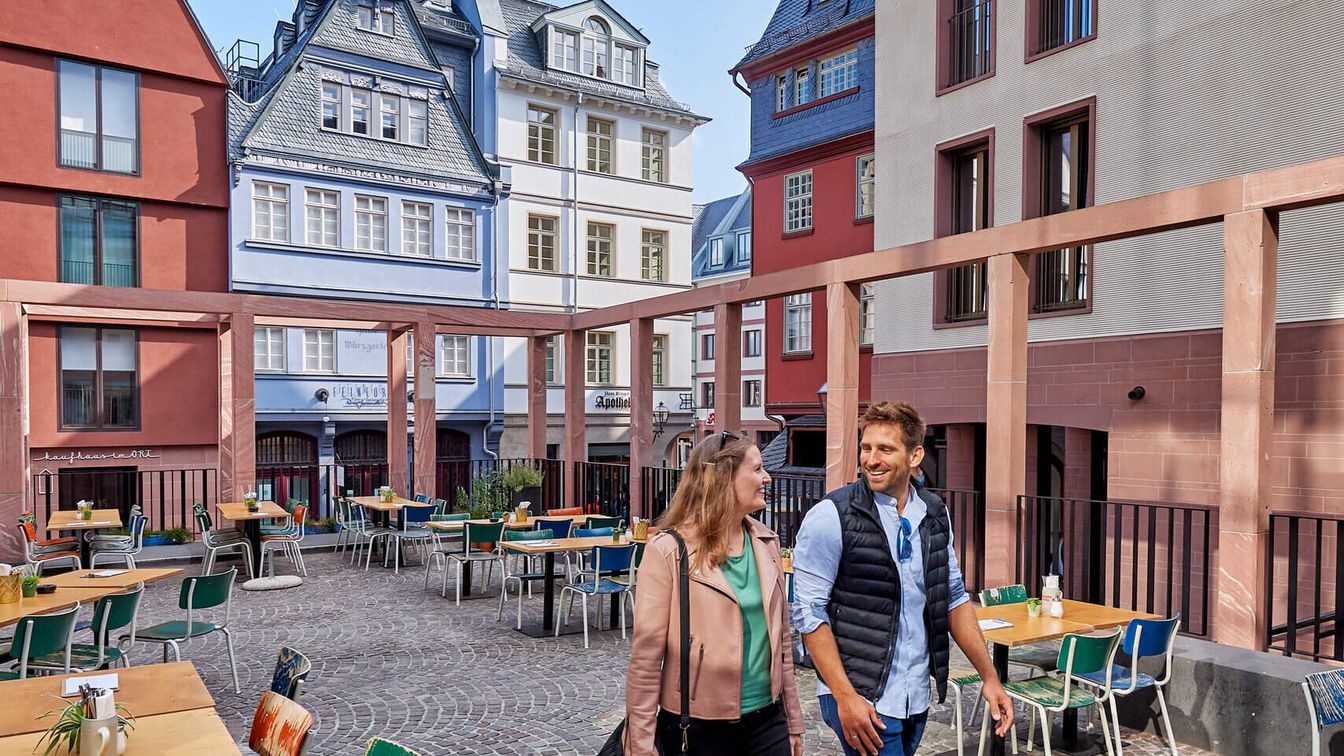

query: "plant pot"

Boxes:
[0, 575, 20, 604]
[21, 583, 36, 599]
[143, 535, 170, 547]
[471, 541, 496, 553]
[779, 557, 793, 572]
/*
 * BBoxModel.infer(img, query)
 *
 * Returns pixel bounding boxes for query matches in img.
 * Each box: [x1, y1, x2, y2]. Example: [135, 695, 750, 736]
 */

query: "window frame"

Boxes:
[641, 228, 666, 282]
[401, 200, 433, 258]
[356, 2, 396, 35]
[737, 230, 752, 263]
[641, 128, 667, 183]
[775, 74, 789, 112]
[933, 127, 994, 326]
[444, 206, 476, 262]
[709, 237, 725, 267]
[58, 195, 140, 287]
[1023, 97, 1096, 316]
[321, 82, 342, 131]
[58, 325, 140, 431]
[56, 60, 141, 175]
[783, 293, 812, 354]
[743, 379, 762, 408]
[651, 333, 668, 387]
[817, 48, 859, 98]
[254, 326, 287, 373]
[586, 116, 614, 174]
[783, 170, 814, 234]
[551, 27, 579, 70]
[408, 98, 428, 146]
[545, 335, 562, 384]
[793, 65, 810, 107]
[1025, 0, 1097, 62]
[439, 334, 473, 378]
[304, 188, 340, 248]
[701, 381, 715, 409]
[586, 331, 614, 385]
[586, 221, 614, 277]
[355, 194, 388, 253]
[856, 154, 876, 219]
[860, 283, 875, 346]
[527, 105, 558, 164]
[527, 214, 558, 271]
[302, 329, 337, 373]
[935, 0, 996, 95]
[743, 329, 762, 358]
[701, 333, 716, 361]
[251, 181, 290, 243]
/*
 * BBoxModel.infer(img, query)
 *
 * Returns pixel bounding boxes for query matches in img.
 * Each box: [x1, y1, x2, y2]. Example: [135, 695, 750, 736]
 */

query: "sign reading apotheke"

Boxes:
[590, 391, 632, 413]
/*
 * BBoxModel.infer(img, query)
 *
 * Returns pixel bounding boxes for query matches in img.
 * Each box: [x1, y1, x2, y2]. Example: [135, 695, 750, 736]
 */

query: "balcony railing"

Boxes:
[1268, 511, 1344, 661]
[574, 461, 631, 520]
[1034, 0, 1093, 54]
[31, 467, 218, 536]
[60, 130, 137, 173]
[640, 466, 682, 522]
[946, 0, 993, 87]
[60, 259, 137, 287]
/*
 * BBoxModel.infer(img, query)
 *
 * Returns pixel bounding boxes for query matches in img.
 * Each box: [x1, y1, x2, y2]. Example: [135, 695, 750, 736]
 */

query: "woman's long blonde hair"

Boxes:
[656, 432, 757, 571]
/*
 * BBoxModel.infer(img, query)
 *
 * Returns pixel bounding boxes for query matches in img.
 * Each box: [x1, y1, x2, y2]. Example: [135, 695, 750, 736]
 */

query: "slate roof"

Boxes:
[495, 0, 704, 120]
[412, 0, 477, 40]
[759, 424, 825, 477]
[734, 0, 875, 72]
[690, 194, 740, 259]
[311, 0, 441, 71]
[692, 187, 751, 280]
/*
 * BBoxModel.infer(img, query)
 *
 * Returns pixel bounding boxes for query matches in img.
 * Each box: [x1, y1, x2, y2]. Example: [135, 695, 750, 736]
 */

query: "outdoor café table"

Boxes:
[43, 566, 183, 590]
[0, 661, 216, 738]
[0, 586, 119, 628]
[424, 515, 603, 598]
[217, 500, 289, 571]
[46, 508, 123, 567]
[500, 534, 636, 637]
[353, 495, 435, 563]
[0, 707, 239, 754]
[975, 599, 1159, 755]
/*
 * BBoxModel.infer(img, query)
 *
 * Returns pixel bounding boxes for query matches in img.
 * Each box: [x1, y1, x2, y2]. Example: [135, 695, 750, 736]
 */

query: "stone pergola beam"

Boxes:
[387, 326, 410, 497]
[629, 318, 654, 518]
[412, 321, 437, 499]
[984, 254, 1030, 589]
[0, 303, 30, 557]
[219, 313, 255, 505]
[713, 302, 743, 434]
[563, 328, 586, 507]
[526, 335, 549, 461]
[825, 284, 860, 492]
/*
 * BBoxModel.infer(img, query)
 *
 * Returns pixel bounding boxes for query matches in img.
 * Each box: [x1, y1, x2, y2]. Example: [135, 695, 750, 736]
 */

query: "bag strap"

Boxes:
[664, 529, 691, 753]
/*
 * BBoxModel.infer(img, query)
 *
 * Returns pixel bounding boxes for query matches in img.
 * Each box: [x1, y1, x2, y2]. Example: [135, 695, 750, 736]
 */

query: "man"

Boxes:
[791, 401, 1012, 755]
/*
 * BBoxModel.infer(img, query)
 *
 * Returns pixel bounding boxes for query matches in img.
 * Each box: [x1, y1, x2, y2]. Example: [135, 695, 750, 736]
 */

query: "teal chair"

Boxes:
[980, 584, 1060, 674]
[423, 513, 471, 592]
[0, 603, 80, 679]
[129, 567, 240, 692]
[496, 529, 555, 629]
[1078, 615, 1182, 756]
[366, 737, 422, 756]
[446, 522, 506, 604]
[32, 584, 142, 673]
[584, 516, 621, 530]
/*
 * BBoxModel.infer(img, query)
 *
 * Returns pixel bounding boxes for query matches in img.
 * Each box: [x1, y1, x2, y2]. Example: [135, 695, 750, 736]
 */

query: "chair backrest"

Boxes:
[431, 513, 470, 522]
[92, 583, 144, 647]
[128, 513, 148, 547]
[249, 690, 314, 756]
[504, 528, 554, 542]
[979, 584, 1029, 606]
[271, 645, 313, 702]
[1057, 629, 1122, 679]
[17, 512, 36, 544]
[574, 527, 612, 538]
[534, 517, 572, 539]
[9, 603, 80, 667]
[547, 507, 583, 517]
[366, 737, 423, 756]
[463, 522, 505, 544]
[591, 544, 635, 575]
[179, 568, 236, 611]
[1305, 668, 1344, 729]
[1123, 614, 1181, 658]
[291, 504, 308, 534]
[414, 493, 429, 503]
[404, 502, 434, 525]
[585, 516, 621, 530]
[194, 508, 215, 534]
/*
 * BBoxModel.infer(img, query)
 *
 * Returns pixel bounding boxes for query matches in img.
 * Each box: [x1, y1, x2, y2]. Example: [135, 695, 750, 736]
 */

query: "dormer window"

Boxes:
[581, 18, 609, 78]
[552, 28, 578, 69]
[543, 16, 644, 88]
[358, 2, 395, 35]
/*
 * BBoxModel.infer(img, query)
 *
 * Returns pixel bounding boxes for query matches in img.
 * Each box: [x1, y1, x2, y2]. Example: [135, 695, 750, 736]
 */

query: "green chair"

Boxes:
[32, 583, 142, 673]
[423, 513, 470, 592]
[584, 515, 621, 530]
[980, 584, 1060, 674]
[366, 737, 422, 756]
[128, 567, 240, 692]
[979, 630, 1123, 756]
[496, 528, 555, 629]
[446, 522, 506, 604]
[0, 603, 80, 679]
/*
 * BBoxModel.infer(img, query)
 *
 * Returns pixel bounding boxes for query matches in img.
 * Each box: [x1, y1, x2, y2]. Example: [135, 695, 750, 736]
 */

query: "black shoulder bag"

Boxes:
[599, 529, 691, 755]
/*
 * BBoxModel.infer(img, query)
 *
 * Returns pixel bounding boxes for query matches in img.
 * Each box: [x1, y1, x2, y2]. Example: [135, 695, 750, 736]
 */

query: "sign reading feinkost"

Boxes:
[334, 383, 388, 409]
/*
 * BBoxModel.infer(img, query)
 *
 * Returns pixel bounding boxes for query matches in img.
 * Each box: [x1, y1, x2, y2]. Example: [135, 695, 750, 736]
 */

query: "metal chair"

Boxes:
[1076, 615, 1182, 756]
[446, 522, 506, 604]
[0, 603, 81, 680]
[17, 513, 81, 574]
[496, 528, 555, 629]
[557, 544, 635, 649]
[128, 568, 241, 693]
[195, 506, 255, 580]
[271, 645, 313, 703]
[260, 504, 308, 577]
[1305, 667, 1344, 756]
[90, 512, 147, 568]
[32, 584, 143, 673]
[248, 690, 314, 756]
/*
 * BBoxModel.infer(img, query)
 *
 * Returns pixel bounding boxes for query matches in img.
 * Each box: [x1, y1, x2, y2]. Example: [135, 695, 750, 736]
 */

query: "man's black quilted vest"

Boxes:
[824, 478, 952, 703]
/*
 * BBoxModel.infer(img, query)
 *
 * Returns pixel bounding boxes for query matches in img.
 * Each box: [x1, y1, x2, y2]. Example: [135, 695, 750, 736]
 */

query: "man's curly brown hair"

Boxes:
[859, 401, 925, 452]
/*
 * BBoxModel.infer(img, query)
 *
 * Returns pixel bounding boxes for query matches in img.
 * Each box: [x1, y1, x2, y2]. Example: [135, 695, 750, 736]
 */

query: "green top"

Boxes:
[721, 527, 773, 713]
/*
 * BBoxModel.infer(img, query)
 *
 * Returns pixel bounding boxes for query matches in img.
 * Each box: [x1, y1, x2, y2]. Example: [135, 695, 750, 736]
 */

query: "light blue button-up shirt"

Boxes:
[790, 486, 970, 719]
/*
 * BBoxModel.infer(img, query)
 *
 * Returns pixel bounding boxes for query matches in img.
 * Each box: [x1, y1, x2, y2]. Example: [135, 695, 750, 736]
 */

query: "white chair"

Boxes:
[90, 513, 147, 568]
[260, 504, 308, 577]
[195, 506, 255, 580]
[1075, 615, 1182, 756]
[557, 544, 635, 650]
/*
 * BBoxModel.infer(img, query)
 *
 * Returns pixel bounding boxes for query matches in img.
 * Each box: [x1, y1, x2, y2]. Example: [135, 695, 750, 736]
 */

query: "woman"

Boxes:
[625, 432, 805, 756]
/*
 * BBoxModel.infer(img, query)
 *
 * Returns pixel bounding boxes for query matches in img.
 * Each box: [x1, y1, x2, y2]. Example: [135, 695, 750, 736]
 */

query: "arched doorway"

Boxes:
[335, 429, 389, 497]
[435, 428, 472, 506]
[256, 431, 318, 509]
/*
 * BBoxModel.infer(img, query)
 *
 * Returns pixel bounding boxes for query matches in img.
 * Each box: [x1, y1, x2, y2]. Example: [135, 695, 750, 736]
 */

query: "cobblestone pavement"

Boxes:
[127, 550, 1211, 755]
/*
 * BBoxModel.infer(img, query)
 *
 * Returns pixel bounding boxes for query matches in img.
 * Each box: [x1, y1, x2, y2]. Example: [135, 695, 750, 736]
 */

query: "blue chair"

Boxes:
[414, 493, 430, 504]
[1075, 614, 1181, 756]
[271, 645, 312, 703]
[533, 517, 573, 539]
[390, 499, 441, 568]
[573, 527, 612, 538]
[1305, 668, 1344, 756]
[568, 527, 614, 580]
[557, 544, 634, 649]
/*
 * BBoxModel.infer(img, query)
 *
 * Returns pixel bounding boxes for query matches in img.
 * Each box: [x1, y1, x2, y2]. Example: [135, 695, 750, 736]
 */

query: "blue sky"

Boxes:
[188, 0, 777, 204]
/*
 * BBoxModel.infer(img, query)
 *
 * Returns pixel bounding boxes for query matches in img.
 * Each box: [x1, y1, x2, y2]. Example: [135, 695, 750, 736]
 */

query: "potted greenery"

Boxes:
[779, 548, 793, 573]
[163, 527, 193, 545]
[36, 697, 134, 756]
[142, 530, 171, 547]
[244, 491, 259, 513]
[1026, 597, 1043, 618]
[502, 464, 545, 510]
[457, 470, 510, 551]
[21, 574, 40, 599]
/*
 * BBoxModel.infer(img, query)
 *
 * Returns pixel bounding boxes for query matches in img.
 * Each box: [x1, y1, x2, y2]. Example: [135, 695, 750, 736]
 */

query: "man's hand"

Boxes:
[835, 691, 886, 756]
[980, 678, 1014, 737]
[790, 734, 804, 756]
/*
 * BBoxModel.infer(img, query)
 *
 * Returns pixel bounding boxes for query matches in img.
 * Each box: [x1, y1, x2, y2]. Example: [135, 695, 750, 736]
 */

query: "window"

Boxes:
[58, 60, 138, 173]
[709, 238, 725, 267]
[254, 327, 286, 372]
[252, 181, 289, 242]
[60, 327, 137, 429]
[440, 335, 471, 377]
[744, 379, 762, 408]
[380, 95, 399, 140]
[303, 329, 335, 372]
[321, 83, 342, 130]
[856, 155, 875, 218]
[793, 66, 810, 106]
[586, 331, 613, 384]
[304, 189, 339, 247]
[860, 283, 875, 346]
[641, 229, 665, 282]
[528, 215, 558, 271]
[743, 329, 762, 358]
[528, 106, 557, 164]
[641, 129, 667, 183]
[776, 74, 788, 111]
[944, 139, 991, 321]
[702, 381, 715, 409]
[587, 118, 613, 173]
[701, 333, 716, 361]
[402, 201, 432, 257]
[545, 335, 562, 383]
[355, 195, 388, 252]
[784, 293, 812, 353]
[1030, 0, 1095, 56]
[445, 207, 476, 261]
[586, 222, 613, 277]
[614, 45, 638, 86]
[551, 19, 640, 85]
[1033, 112, 1091, 311]
[552, 28, 578, 70]
[651, 334, 667, 386]
[352, 89, 371, 135]
[942, 0, 994, 88]
[59, 196, 137, 287]
[408, 99, 428, 145]
[818, 48, 859, 97]
[582, 18, 609, 78]
[784, 171, 813, 232]
[357, 2, 394, 34]
[737, 230, 752, 262]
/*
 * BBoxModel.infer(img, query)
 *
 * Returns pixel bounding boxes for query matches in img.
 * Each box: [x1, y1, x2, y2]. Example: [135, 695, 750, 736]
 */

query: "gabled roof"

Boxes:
[310, 0, 442, 72]
[528, 0, 649, 47]
[692, 187, 752, 281]
[734, 0, 874, 74]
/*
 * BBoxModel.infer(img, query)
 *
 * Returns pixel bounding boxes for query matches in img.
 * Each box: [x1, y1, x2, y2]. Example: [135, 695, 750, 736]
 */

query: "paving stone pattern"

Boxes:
[129, 551, 1211, 755]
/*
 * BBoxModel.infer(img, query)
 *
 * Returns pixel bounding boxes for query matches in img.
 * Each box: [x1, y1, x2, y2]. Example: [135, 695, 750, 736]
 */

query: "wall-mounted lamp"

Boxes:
[1127, 386, 1146, 401]
[653, 402, 670, 438]
[816, 382, 828, 414]
[314, 388, 330, 403]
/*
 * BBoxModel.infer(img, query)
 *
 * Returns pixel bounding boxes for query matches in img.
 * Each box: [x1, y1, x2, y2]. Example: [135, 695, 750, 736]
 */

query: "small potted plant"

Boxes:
[78, 501, 93, 521]
[244, 491, 259, 512]
[379, 486, 396, 504]
[36, 696, 135, 756]
[21, 574, 40, 599]
[779, 548, 793, 572]
[163, 527, 193, 546]
[1026, 597, 1043, 618]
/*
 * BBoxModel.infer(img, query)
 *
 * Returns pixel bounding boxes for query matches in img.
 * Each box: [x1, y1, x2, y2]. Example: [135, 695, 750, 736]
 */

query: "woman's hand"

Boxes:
[791, 734, 804, 755]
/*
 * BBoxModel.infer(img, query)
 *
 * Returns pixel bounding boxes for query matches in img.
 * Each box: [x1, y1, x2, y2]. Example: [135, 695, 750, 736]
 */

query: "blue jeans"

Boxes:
[818, 695, 927, 756]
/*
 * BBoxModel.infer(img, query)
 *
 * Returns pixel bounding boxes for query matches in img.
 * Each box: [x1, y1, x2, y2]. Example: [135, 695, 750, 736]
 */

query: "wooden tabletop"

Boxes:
[975, 600, 1160, 648]
[46, 509, 123, 531]
[0, 661, 216, 737]
[425, 514, 587, 532]
[351, 496, 433, 511]
[0, 587, 117, 629]
[501, 535, 638, 554]
[43, 567, 184, 589]
[0, 707, 240, 754]
[217, 501, 288, 521]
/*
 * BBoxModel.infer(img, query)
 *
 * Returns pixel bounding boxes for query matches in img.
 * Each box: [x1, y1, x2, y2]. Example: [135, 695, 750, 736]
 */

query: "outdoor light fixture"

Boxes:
[314, 388, 330, 403]
[816, 382, 828, 414]
[653, 401, 670, 438]
[1128, 386, 1146, 401]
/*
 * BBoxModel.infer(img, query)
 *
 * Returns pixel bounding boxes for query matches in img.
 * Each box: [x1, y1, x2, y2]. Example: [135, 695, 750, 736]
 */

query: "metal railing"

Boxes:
[574, 461, 630, 519]
[59, 130, 136, 173]
[762, 473, 828, 549]
[1034, 0, 1093, 54]
[256, 463, 387, 522]
[31, 467, 218, 536]
[929, 488, 986, 594]
[434, 457, 565, 511]
[947, 0, 993, 87]
[640, 466, 682, 522]
[1034, 247, 1088, 312]
[1267, 511, 1344, 660]
[946, 262, 988, 322]
[1017, 495, 1215, 636]
[60, 259, 136, 287]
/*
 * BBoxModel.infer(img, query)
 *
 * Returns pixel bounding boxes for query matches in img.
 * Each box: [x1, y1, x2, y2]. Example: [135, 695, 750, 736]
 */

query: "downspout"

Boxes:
[478, 37, 499, 463]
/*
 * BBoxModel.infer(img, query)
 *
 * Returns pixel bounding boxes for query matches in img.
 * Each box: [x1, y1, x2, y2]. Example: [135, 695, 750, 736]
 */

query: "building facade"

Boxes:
[226, 0, 503, 505]
[0, 0, 230, 520]
[871, 0, 1344, 507]
[440, 0, 707, 466]
[731, 0, 875, 471]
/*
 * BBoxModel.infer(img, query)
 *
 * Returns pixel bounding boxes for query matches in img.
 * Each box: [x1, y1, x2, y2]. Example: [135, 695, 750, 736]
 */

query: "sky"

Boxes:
[188, 0, 778, 205]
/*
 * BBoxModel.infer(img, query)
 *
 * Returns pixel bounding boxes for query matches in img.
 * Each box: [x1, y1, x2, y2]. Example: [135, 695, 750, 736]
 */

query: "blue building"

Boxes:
[225, 0, 505, 504]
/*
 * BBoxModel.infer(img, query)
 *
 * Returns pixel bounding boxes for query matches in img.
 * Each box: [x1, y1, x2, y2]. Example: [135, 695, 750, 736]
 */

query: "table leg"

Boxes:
[463, 561, 473, 596]
[1063, 709, 1080, 749]
[990, 644, 1009, 756]
[243, 520, 263, 576]
[542, 551, 557, 632]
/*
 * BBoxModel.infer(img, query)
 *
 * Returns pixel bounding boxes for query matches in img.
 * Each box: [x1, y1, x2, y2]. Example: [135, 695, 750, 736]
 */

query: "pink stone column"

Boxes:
[826, 283, 860, 492]
[413, 322, 437, 499]
[945, 425, 978, 492]
[526, 336, 549, 461]
[629, 318, 654, 518]
[563, 329, 587, 507]
[218, 313, 255, 505]
[714, 302, 743, 434]
[985, 254, 1029, 589]
[1214, 209, 1278, 650]
[0, 303, 30, 560]
[387, 327, 409, 497]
